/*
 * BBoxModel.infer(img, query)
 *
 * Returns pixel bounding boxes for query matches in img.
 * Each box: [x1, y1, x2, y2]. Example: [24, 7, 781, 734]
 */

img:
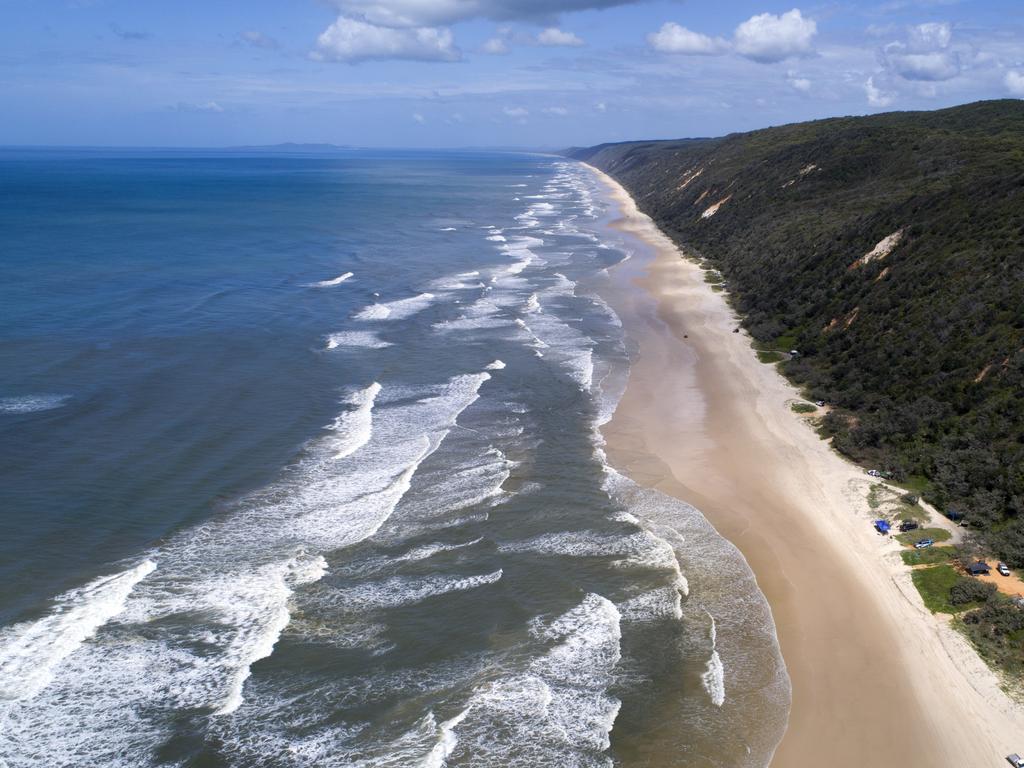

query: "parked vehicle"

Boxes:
[998, 562, 1011, 577]
[914, 539, 934, 549]
[898, 520, 919, 533]
[1006, 754, 1023, 768]
[867, 469, 882, 478]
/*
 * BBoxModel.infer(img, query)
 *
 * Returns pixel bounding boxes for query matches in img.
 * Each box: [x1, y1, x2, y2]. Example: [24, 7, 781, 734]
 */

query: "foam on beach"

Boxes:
[701, 612, 726, 707]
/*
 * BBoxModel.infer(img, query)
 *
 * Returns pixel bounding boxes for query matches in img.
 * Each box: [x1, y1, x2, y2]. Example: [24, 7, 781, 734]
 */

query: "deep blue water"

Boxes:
[0, 149, 788, 767]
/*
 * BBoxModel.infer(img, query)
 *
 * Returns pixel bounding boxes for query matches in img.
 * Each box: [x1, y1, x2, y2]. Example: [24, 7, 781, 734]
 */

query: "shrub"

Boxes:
[949, 577, 996, 605]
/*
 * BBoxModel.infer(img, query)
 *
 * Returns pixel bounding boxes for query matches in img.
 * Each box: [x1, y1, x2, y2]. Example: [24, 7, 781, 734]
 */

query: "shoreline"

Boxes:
[587, 163, 1024, 766]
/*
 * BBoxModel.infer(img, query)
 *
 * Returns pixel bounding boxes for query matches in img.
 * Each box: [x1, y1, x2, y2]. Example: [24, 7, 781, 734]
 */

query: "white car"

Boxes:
[998, 562, 1011, 577]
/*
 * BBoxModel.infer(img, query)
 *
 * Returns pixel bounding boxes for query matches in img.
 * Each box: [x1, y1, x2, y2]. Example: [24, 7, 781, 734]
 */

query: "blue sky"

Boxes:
[3, 0, 1023, 147]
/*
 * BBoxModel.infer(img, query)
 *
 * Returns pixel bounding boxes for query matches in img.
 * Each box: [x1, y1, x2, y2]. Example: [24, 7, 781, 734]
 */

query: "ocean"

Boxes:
[0, 149, 789, 767]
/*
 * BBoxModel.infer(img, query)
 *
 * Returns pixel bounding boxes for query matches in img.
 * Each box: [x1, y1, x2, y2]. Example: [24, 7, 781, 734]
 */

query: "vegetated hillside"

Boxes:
[570, 100, 1024, 567]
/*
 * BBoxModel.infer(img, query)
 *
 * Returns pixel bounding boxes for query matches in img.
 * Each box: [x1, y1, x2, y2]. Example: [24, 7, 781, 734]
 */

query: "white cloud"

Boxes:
[864, 75, 896, 107]
[647, 22, 728, 55]
[503, 106, 529, 117]
[326, 0, 645, 28]
[787, 70, 812, 91]
[313, 17, 460, 62]
[909, 21, 951, 50]
[733, 9, 817, 63]
[481, 36, 509, 54]
[1006, 70, 1024, 97]
[879, 22, 960, 81]
[543, 106, 569, 115]
[412, 112, 425, 123]
[883, 48, 960, 81]
[537, 27, 584, 47]
[595, 101, 607, 112]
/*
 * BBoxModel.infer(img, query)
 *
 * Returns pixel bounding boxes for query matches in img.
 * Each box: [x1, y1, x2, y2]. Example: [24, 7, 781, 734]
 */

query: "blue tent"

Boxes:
[874, 520, 891, 534]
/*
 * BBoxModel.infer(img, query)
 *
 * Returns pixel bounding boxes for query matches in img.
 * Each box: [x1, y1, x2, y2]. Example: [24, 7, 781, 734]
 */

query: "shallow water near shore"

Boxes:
[0, 149, 788, 766]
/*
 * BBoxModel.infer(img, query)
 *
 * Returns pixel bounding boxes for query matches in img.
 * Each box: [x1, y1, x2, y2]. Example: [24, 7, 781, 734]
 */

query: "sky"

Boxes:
[2, 0, 1023, 147]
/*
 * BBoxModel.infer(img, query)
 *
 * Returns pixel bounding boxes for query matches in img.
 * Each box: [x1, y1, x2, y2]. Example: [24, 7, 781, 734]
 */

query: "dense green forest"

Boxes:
[569, 100, 1024, 569]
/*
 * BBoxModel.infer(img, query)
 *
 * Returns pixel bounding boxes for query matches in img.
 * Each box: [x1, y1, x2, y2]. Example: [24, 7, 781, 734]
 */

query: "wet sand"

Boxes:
[589, 165, 1024, 767]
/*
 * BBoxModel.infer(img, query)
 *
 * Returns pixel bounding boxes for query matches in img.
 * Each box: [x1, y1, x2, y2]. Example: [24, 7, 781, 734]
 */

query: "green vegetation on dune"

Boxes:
[569, 100, 1024, 570]
[912, 564, 964, 614]
[901, 546, 957, 566]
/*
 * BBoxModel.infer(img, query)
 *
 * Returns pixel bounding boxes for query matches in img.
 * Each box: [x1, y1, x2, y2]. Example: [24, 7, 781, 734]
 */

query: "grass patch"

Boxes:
[911, 564, 962, 613]
[896, 474, 934, 497]
[791, 402, 817, 414]
[756, 350, 784, 363]
[901, 546, 957, 566]
[895, 527, 952, 546]
[774, 332, 799, 351]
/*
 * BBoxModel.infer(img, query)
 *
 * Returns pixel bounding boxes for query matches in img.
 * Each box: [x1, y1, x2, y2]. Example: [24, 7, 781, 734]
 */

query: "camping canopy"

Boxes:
[874, 520, 891, 533]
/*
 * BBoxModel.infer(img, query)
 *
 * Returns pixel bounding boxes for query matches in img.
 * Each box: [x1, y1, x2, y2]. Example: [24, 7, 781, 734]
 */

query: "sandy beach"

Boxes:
[589, 164, 1024, 767]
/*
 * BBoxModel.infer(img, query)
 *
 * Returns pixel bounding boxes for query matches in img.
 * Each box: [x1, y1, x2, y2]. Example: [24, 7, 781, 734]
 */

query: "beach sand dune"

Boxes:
[589, 165, 1024, 767]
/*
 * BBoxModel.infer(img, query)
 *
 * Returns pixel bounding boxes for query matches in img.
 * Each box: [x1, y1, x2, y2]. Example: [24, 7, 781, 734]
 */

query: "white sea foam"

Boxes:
[485, 360, 505, 370]
[0, 559, 156, 701]
[0, 394, 71, 414]
[0, 369, 495, 763]
[328, 570, 503, 612]
[397, 537, 484, 563]
[422, 708, 471, 768]
[310, 271, 353, 287]
[354, 293, 436, 322]
[326, 331, 393, 349]
[453, 594, 621, 766]
[327, 382, 381, 459]
[214, 551, 330, 715]
[385, 445, 512, 534]
[701, 612, 726, 707]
